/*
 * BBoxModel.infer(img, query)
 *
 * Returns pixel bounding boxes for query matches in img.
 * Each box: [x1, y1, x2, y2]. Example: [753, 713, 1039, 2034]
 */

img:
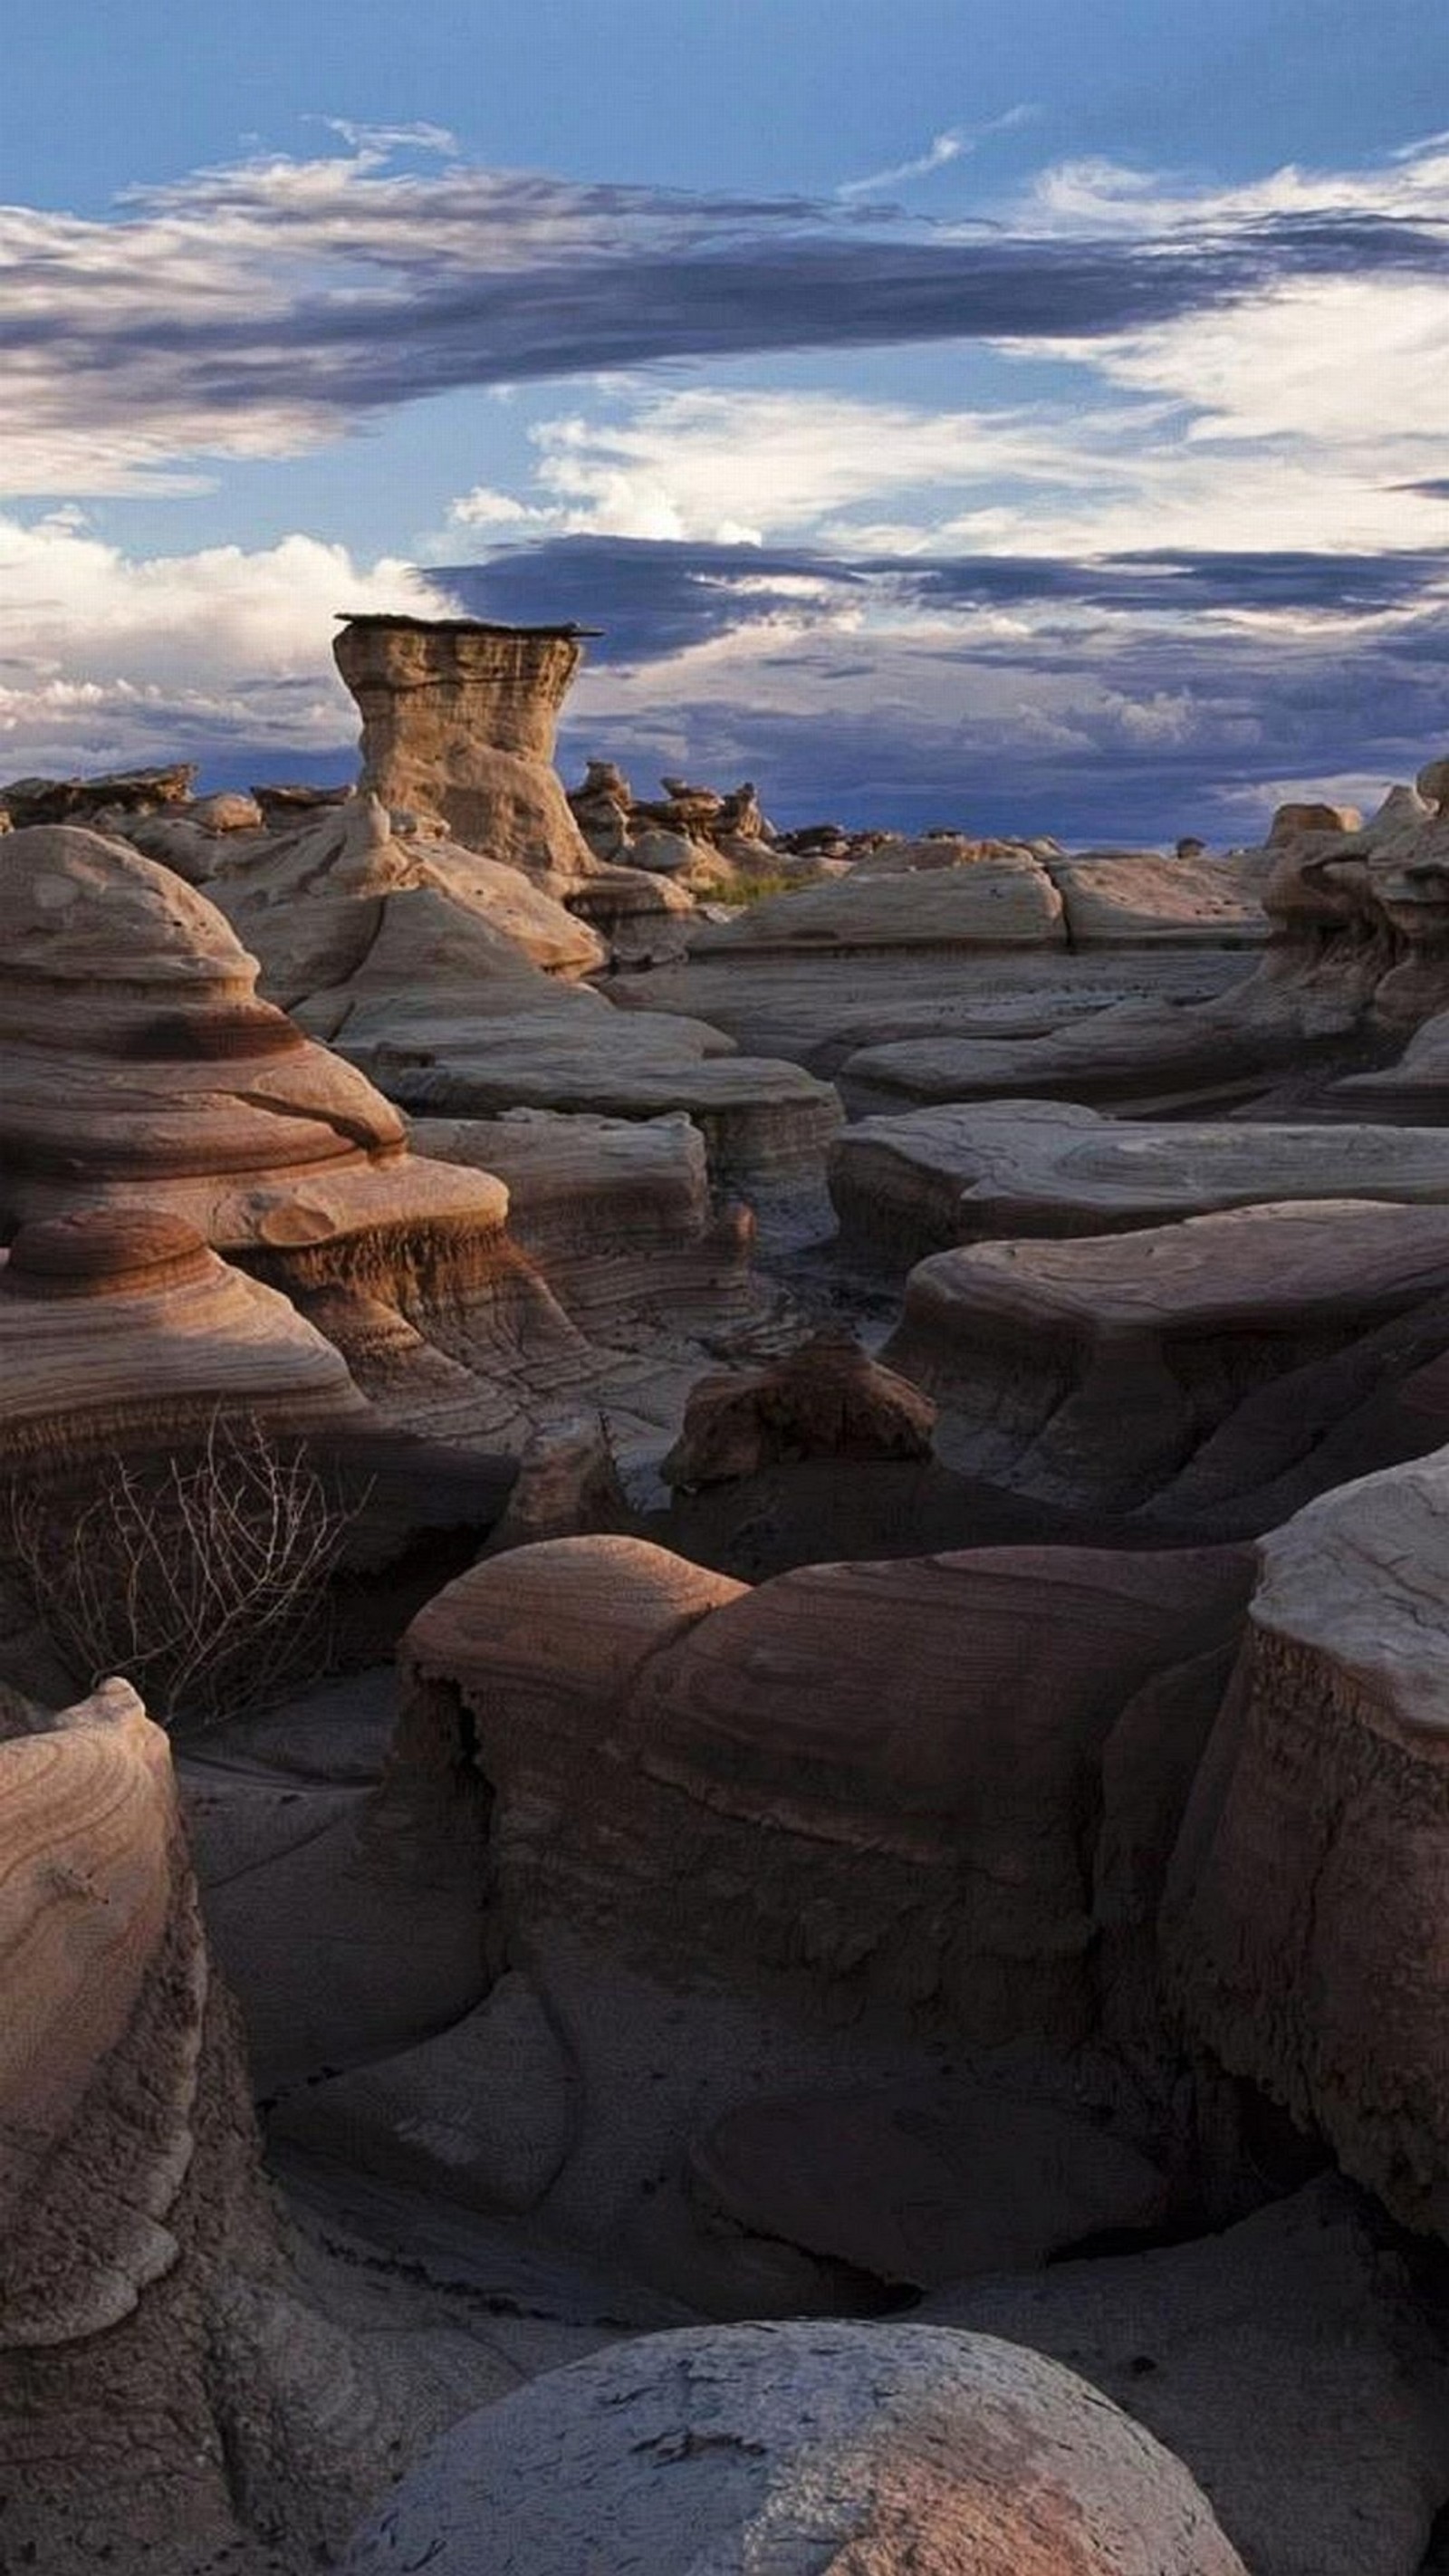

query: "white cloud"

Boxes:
[0, 515, 452, 773]
[840, 105, 1040, 199]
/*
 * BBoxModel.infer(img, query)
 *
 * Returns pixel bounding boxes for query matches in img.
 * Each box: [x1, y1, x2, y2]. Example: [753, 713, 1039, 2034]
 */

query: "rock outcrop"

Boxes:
[836, 786, 1449, 1117]
[333, 614, 599, 881]
[830, 1099, 1449, 1268]
[0, 1681, 419, 2572]
[319, 1533, 1252, 2301]
[1165, 1437, 1449, 2238]
[0, 823, 701, 1457]
[344, 2320, 1248, 2575]
[883, 1199, 1449, 1531]
[0, 1209, 366, 1471]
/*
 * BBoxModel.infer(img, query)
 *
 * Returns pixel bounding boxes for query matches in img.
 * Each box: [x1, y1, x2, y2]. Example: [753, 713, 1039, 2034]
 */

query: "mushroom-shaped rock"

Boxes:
[343, 2320, 1248, 2574]
[0, 824, 650, 1457]
[333, 613, 600, 881]
[663, 1331, 936, 1487]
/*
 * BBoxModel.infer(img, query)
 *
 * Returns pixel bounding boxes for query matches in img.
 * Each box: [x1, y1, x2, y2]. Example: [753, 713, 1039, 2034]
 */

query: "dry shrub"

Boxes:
[4, 1412, 364, 1729]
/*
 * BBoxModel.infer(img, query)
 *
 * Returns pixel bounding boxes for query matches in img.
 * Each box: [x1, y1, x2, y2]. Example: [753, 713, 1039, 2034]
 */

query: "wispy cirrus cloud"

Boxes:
[837, 107, 1040, 200]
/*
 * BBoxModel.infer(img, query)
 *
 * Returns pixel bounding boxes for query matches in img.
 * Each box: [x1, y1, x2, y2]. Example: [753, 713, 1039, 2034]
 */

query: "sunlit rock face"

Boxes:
[333, 613, 599, 882]
[344, 2320, 1249, 2576]
[0, 823, 634, 1454]
[1165, 1440, 1449, 2239]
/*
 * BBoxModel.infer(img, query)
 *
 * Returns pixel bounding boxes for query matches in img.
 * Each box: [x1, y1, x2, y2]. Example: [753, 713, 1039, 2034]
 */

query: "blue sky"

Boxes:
[1, 0, 1446, 838]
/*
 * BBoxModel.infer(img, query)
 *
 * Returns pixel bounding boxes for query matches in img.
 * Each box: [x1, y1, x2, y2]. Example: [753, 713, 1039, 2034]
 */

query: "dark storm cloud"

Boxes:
[4, 154, 1448, 469]
[439, 536, 1449, 661]
[427, 535, 1449, 842]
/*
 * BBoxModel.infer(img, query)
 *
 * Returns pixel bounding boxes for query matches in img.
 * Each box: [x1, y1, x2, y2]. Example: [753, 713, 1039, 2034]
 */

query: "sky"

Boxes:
[1, 0, 1447, 841]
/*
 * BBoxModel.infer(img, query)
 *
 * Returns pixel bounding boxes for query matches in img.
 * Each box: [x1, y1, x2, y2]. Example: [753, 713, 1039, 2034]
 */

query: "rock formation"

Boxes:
[1165, 1437, 1449, 2238]
[0, 1209, 365, 1471]
[343, 2320, 1249, 2575]
[661, 1330, 936, 1487]
[0, 822, 715, 1458]
[834, 786, 1449, 1117]
[297, 1533, 1253, 2302]
[882, 1199, 1449, 1532]
[333, 614, 598, 880]
[830, 1098, 1449, 1268]
[0, 1680, 422, 2573]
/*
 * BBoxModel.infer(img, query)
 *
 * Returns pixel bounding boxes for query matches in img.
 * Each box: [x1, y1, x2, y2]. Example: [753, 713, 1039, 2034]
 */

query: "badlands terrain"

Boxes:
[6, 613, 1449, 2571]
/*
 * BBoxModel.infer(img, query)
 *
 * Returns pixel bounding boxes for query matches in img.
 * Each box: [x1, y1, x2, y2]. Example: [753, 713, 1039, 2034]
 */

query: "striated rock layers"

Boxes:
[0, 1681, 416, 2572]
[884, 1198, 1449, 1534]
[836, 785, 1449, 1115]
[348, 1532, 1252, 2300]
[0, 824, 676, 1454]
[333, 613, 599, 882]
[1165, 1439, 1449, 2238]
[344, 2320, 1248, 2575]
[830, 1098, 1449, 1269]
[0, 1209, 365, 1472]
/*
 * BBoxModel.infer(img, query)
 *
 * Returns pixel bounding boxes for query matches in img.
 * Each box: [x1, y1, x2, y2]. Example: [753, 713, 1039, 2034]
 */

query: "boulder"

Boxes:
[343, 2320, 1248, 2574]
[662, 1331, 935, 1486]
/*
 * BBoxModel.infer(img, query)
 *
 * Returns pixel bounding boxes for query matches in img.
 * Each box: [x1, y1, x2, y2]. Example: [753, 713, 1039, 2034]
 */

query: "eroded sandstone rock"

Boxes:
[1165, 1439, 1449, 2239]
[830, 1100, 1449, 1268]
[334, 613, 597, 880]
[883, 1198, 1449, 1529]
[662, 1331, 936, 1487]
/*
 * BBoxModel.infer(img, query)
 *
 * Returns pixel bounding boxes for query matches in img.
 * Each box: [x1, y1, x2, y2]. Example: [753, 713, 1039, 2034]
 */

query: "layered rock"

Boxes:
[410, 1109, 762, 1347]
[883, 1199, 1449, 1531]
[0, 1682, 421, 2571]
[0, 824, 686, 1456]
[329, 1533, 1252, 2301]
[836, 784, 1449, 1117]
[333, 614, 598, 880]
[208, 793, 607, 1004]
[1164, 1440, 1449, 2237]
[830, 1100, 1449, 1269]
[344, 2320, 1248, 2575]
[0, 1209, 365, 1472]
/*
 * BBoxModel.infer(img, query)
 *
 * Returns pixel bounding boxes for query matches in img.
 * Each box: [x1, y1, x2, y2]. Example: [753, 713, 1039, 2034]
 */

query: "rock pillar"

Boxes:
[333, 614, 597, 880]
